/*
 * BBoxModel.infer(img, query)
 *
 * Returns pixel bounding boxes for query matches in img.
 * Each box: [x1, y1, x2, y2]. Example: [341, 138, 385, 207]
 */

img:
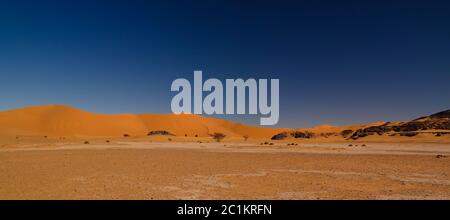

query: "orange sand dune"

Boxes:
[0, 105, 293, 138]
[0, 105, 395, 139]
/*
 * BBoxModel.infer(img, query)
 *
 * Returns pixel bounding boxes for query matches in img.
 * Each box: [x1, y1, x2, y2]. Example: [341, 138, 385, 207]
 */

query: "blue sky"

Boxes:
[0, 0, 449, 127]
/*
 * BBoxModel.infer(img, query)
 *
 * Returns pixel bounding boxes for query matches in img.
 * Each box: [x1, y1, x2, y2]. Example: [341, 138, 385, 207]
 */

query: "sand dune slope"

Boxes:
[0, 105, 284, 138]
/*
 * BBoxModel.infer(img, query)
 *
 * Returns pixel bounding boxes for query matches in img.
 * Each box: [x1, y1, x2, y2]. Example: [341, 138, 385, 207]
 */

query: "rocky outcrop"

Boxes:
[350, 109, 450, 139]
[392, 120, 450, 132]
[429, 110, 450, 119]
[271, 131, 314, 140]
[271, 109, 450, 140]
[340, 129, 353, 138]
[317, 132, 338, 138]
[350, 125, 394, 139]
[291, 131, 314, 139]
[271, 132, 289, 140]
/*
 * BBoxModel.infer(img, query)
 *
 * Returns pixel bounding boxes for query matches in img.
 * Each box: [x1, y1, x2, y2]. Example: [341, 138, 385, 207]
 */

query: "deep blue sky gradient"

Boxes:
[0, 0, 449, 127]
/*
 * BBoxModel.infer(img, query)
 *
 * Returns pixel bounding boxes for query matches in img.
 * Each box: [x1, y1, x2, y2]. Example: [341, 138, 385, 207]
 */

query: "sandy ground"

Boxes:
[1, 139, 450, 200]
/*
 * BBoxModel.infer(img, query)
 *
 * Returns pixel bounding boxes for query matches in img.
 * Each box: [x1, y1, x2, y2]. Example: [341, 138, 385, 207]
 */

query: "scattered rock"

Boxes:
[436, 154, 447, 159]
[147, 130, 174, 136]
[123, 134, 130, 137]
[84, 141, 89, 144]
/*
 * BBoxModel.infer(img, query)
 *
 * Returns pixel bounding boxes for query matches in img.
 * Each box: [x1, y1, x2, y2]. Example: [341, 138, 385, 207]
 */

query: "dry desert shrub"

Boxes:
[211, 133, 226, 142]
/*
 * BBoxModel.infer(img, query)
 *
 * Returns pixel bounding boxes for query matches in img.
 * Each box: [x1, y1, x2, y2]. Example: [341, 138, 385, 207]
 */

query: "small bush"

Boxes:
[84, 141, 90, 144]
[123, 134, 130, 137]
[211, 133, 226, 142]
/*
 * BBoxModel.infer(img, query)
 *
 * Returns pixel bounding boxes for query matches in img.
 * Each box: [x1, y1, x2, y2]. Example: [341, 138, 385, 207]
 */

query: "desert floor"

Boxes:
[1, 138, 450, 200]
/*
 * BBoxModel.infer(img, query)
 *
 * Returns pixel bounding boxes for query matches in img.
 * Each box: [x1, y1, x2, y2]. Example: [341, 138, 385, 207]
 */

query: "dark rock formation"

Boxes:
[271, 132, 289, 140]
[273, 109, 450, 141]
[364, 125, 393, 135]
[350, 125, 393, 139]
[350, 109, 450, 139]
[350, 129, 369, 139]
[429, 110, 450, 119]
[291, 131, 314, 139]
[317, 132, 337, 138]
[271, 131, 314, 140]
[392, 120, 450, 132]
[340, 129, 353, 138]
[399, 132, 418, 137]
